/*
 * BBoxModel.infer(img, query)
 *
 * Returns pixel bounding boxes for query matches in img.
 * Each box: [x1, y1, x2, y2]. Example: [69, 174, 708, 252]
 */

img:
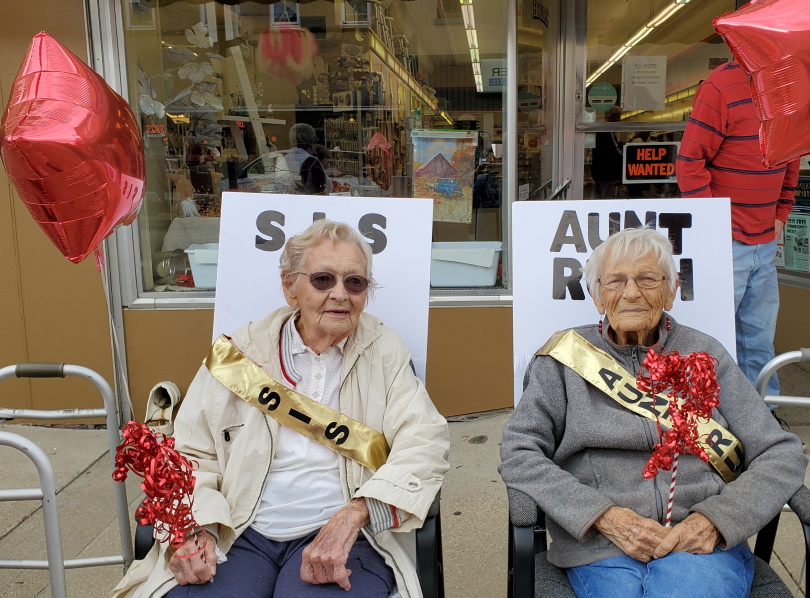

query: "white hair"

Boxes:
[279, 219, 376, 297]
[582, 226, 678, 302]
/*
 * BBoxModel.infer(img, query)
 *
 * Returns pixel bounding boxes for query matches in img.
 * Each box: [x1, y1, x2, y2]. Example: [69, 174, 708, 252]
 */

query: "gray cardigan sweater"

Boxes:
[499, 315, 807, 568]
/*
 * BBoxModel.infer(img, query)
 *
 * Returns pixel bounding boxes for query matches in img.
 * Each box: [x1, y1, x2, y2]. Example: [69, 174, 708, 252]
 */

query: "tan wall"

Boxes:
[0, 0, 116, 413]
[123, 307, 514, 421]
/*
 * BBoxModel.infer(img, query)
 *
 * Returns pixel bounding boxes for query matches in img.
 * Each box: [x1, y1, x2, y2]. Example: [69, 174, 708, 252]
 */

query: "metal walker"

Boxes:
[0, 363, 134, 598]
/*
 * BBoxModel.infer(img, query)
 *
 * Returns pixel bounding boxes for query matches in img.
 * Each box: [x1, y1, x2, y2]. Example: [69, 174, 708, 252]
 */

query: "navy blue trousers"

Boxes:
[165, 527, 395, 597]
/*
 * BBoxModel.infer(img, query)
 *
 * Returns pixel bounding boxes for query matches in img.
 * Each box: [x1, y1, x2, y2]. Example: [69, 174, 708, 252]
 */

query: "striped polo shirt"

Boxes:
[676, 61, 798, 244]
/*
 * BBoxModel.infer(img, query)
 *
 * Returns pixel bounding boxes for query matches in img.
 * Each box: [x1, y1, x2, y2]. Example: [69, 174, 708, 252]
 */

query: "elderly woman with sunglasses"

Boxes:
[114, 220, 449, 598]
[499, 227, 805, 598]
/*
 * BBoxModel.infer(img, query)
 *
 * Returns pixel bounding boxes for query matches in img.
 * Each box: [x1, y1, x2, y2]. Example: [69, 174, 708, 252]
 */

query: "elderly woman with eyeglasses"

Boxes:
[114, 220, 449, 598]
[499, 227, 805, 598]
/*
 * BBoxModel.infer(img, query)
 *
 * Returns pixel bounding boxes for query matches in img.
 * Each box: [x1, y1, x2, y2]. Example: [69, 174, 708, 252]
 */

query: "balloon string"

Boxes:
[94, 246, 104, 272]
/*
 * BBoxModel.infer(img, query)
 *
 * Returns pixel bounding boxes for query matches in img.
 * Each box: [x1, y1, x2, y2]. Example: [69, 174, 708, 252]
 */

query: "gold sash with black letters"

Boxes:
[204, 335, 390, 470]
[536, 329, 744, 483]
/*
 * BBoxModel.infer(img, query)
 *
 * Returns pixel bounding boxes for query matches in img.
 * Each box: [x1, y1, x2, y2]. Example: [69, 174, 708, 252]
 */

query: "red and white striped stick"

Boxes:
[665, 453, 679, 527]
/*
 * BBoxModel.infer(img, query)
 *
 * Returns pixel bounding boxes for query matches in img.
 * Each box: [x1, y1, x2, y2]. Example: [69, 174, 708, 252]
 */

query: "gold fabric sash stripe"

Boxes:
[204, 335, 390, 470]
[536, 329, 744, 483]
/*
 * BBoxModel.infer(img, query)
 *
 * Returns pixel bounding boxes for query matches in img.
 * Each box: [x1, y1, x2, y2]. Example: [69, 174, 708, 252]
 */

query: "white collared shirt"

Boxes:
[250, 315, 347, 541]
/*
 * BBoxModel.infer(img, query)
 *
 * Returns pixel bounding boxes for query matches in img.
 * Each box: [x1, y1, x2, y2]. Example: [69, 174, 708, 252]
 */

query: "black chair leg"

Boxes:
[509, 524, 536, 598]
[416, 511, 444, 598]
[754, 513, 781, 562]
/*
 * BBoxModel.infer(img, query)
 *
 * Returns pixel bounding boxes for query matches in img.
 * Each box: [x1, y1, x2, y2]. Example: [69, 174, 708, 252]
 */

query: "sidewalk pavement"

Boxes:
[2, 363, 810, 598]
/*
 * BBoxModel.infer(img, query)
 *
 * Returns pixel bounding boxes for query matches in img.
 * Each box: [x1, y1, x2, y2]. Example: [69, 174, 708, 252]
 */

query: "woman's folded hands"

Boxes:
[595, 507, 719, 563]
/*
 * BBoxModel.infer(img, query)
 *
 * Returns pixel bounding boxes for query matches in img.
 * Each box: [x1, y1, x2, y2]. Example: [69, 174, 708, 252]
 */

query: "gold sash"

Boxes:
[204, 335, 390, 470]
[537, 329, 744, 483]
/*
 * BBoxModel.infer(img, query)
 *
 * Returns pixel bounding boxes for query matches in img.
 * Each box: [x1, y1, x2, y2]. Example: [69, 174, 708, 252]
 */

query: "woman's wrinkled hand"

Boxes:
[167, 530, 217, 585]
[652, 513, 720, 559]
[594, 507, 671, 563]
[300, 498, 371, 590]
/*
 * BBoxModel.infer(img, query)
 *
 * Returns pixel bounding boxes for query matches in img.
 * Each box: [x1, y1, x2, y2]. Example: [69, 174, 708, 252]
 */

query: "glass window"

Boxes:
[516, 0, 559, 202]
[584, 0, 735, 125]
[584, 129, 683, 200]
[120, 0, 509, 294]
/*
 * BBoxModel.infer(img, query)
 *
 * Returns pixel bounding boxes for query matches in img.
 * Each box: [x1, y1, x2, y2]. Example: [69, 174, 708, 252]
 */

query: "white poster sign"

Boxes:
[481, 59, 507, 92]
[512, 198, 736, 403]
[621, 55, 667, 112]
[214, 193, 434, 380]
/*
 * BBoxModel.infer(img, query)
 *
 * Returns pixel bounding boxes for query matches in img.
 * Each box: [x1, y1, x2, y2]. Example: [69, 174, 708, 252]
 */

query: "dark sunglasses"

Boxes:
[295, 271, 370, 295]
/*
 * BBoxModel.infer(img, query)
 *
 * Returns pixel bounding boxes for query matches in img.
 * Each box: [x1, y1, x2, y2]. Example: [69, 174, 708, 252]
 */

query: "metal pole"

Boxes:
[0, 432, 67, 598]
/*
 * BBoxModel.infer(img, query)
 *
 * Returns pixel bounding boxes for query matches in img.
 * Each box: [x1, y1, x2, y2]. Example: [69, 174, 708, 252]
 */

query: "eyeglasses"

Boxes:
[295, 271, 370, 295]
[597, 272, 668, 291]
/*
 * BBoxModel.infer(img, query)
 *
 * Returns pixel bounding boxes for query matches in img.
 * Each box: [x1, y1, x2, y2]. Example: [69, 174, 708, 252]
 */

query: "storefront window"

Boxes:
[516, 0, 559, 202]
[121, 0, 509, 294]
[580, 0, 734, 198]
[583, 0, 735, 125]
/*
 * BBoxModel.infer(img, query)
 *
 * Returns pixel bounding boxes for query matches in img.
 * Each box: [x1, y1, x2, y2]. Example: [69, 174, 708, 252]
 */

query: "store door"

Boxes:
[515, 0, 563, 202]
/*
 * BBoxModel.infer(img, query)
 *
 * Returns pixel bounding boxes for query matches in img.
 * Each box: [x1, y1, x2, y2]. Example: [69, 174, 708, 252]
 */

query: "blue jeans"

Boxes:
[566, 544, 754, 598]
[732, 240, 780, 396]
[165, 527, 394, 597]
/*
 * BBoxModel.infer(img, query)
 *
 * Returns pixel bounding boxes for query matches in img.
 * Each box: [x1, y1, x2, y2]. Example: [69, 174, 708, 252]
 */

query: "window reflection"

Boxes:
[123, 0, 511, 292]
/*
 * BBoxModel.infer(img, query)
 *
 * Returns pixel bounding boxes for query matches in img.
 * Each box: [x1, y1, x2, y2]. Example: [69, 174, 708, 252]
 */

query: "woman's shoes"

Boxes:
[144, 381, 181, 437]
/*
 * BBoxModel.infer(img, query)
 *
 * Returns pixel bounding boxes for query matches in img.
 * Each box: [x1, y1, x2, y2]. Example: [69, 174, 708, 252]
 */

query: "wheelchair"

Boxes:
[134, 491, 444, 598]
[507, 348, 810, 597]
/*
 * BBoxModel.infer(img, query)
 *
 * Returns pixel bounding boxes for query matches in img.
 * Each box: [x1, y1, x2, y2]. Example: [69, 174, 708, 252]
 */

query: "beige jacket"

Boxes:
[112, 307, 449, 598]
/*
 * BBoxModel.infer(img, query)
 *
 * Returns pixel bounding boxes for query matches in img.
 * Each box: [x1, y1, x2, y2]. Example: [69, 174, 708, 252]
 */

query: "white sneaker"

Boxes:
[144, 381, 181, 437]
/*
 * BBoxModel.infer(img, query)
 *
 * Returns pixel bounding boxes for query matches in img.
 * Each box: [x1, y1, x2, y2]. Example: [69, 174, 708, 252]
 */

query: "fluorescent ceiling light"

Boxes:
[626, 27, 653, 47]
[608, 45, 631, 63]
[466, 29, 478, 49]
[648, 3, 684, 27]
[470, 48, 480, 62]
[587, 0, 691, 88]
[462, 4, 475, 29]
[472, 61, 481, 75]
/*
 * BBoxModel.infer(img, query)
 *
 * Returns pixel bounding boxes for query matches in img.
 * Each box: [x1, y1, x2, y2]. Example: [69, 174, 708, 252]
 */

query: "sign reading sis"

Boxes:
[214, 192, 433, 380]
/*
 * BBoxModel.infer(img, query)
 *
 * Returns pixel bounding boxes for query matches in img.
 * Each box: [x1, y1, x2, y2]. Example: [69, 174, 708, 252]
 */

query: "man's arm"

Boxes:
[676, 80, 728, 198]
[777, 158, 800, 224]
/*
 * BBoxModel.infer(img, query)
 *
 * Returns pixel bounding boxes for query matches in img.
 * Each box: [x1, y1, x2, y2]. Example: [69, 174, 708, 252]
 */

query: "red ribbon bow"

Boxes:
[112, 421, 198, 548]
[637, 348, 720, 479]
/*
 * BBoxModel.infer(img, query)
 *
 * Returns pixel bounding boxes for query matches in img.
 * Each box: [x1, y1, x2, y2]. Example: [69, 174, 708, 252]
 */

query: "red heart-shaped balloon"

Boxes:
[714, 0, 810, 168]
[0, 32, 145, 264]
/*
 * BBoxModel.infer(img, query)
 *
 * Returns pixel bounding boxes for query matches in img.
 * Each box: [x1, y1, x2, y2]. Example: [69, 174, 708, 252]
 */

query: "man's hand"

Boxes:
[167, 530, 217, 585]
[652, 513, 720, 559]
[594, 507, 671, 563]
[775, 219, 785, 241]
[300, 498, 371, 590]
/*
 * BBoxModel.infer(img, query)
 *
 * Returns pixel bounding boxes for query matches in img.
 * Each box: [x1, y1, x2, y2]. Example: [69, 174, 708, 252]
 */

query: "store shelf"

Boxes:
[367, 30, 437, 111]
[220, 114, 286, 125]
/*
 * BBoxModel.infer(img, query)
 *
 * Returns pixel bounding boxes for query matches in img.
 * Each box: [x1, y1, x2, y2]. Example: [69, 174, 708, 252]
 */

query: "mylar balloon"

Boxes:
[714, 0, 810, 168]
[0, 32, 145, 264]
[258, 26, 318, 85]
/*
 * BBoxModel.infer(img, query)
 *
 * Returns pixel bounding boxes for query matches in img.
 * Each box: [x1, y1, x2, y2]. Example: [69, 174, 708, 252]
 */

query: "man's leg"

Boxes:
[275, 532, 395, 597]
[166, 528, 281, 598]
[734, 240, 780, 395]
[566, 554, 646, 598]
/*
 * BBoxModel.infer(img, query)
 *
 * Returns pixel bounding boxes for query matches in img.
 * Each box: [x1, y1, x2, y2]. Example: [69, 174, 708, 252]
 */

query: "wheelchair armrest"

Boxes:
[134, 522, 155, 561]
[508, 488, 538, 528]
[788, 484, 810, 563]
[507, 488, 541, 598]
[416, 491, 443, 598]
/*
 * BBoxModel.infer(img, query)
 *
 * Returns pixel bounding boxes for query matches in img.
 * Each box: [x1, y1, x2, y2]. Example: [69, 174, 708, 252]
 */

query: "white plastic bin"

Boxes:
[430, 241, 502, 287]
[185, 243, 219, 289]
